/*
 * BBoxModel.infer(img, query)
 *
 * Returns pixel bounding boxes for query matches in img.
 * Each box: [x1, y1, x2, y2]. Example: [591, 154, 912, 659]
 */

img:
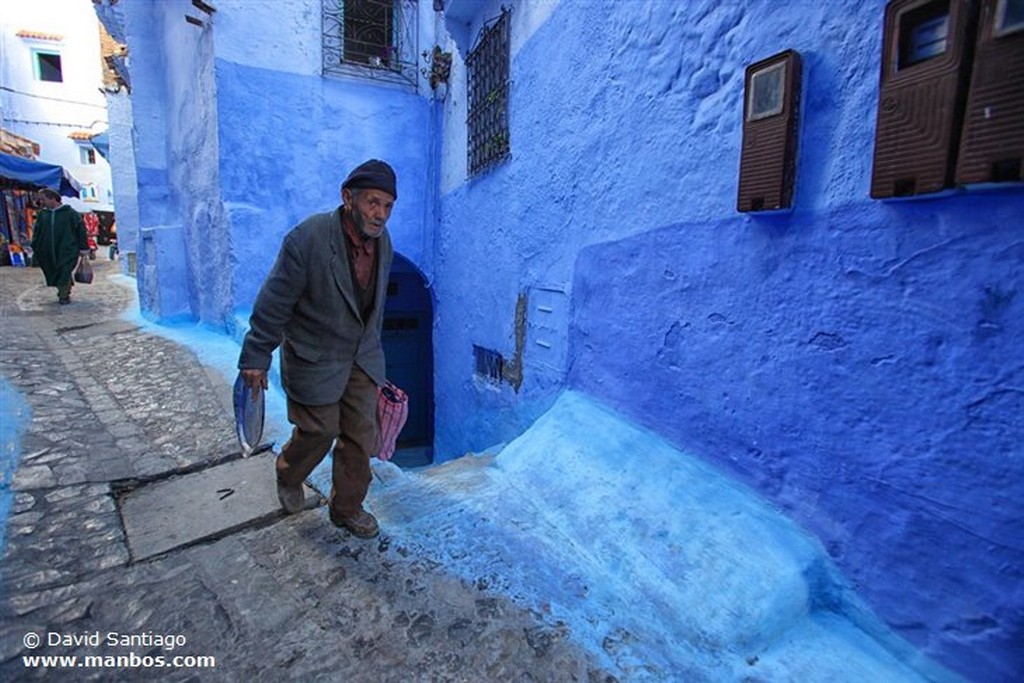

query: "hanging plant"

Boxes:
[421, 45, 452, 90]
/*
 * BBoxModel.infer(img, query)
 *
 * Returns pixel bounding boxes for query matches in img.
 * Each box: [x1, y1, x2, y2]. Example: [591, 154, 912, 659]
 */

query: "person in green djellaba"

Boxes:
[31, 188, 89, 304]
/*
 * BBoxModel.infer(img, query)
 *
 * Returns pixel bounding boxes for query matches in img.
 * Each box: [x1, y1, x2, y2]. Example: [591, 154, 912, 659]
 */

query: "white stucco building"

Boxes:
[0, 0, 113, 214]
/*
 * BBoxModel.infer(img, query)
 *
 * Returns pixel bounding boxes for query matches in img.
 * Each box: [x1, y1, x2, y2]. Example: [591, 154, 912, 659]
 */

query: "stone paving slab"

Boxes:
[119, 453, 320, 561]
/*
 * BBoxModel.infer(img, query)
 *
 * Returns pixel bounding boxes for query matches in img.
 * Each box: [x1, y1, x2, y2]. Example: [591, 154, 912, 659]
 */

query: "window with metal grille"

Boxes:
[466, 8, 510, 176]
[322, 0, 418, 86]
[473, 345, 504, 384]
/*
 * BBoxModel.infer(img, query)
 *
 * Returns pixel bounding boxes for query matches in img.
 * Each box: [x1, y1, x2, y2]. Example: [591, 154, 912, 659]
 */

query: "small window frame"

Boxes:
[747, 61, 787, 122]
[33, 50, 63, 83]
[994, 0, 1024, 36]
[896, 0, 952, 70]
[321, 0, 419, 87]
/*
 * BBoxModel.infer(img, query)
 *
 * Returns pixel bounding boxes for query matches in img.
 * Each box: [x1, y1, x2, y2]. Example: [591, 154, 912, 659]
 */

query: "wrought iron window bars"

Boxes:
[467, 7, 511, 176]
[322, 0, 418, 86]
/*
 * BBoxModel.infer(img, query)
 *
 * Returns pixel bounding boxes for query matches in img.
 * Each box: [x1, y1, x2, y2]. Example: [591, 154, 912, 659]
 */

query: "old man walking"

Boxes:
[238, 160, 397, 539]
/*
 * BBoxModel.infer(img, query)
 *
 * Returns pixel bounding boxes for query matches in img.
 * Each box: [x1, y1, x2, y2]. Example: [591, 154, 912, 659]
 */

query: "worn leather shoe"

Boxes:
[330, 507, 379, 538]
[276, 480, 305, 514]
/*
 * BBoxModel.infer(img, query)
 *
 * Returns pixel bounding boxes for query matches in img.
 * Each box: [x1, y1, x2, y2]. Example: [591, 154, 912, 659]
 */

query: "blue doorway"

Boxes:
[382, 254, 434, 467]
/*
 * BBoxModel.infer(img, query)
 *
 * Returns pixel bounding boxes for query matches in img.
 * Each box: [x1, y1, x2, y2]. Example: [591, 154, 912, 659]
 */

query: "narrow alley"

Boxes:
[0, 263, 950, 682]
[0, 261, 610, 681]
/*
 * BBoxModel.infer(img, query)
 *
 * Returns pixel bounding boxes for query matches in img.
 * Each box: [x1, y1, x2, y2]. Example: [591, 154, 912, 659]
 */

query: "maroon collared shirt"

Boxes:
[341, 209, 377, 291]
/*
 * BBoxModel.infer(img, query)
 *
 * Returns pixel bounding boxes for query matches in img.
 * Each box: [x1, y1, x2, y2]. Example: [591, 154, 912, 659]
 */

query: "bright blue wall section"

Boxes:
[570, 199, 1023, 682]
[432, 1, 1022, 679]
[138, 225, 193, 323]
[119, 0, 227, 325]
[433, 2, 892, 458]
[121, 3, 174, 319]
[214, 60, 433, 316]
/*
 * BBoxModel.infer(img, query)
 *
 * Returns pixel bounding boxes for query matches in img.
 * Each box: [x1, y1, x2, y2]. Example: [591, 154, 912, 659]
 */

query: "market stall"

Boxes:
[0, 152, 81, 266]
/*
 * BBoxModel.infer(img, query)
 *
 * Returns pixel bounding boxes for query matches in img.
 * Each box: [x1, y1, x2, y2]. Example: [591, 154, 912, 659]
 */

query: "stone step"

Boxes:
[118, 452, 319, 562]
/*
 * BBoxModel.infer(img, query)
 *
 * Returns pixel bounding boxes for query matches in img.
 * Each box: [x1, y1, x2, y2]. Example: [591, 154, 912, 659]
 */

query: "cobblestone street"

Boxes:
[0, 262, 613, 682]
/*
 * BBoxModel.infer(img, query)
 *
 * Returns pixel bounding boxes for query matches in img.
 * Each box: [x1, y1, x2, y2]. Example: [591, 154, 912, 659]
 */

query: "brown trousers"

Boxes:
[276, 365, 378, 517]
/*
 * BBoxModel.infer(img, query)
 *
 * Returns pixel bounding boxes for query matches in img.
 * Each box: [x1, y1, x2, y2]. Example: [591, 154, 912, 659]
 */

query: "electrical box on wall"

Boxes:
[737, 50, 803, 213]
[870, 0, 980, 199]
[956, 0, 1024, 185]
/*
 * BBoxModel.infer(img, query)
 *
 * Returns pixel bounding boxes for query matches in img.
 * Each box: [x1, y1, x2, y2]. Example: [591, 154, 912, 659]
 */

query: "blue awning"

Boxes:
[0, 152, 81, 197]
[90, 130, 110, 160]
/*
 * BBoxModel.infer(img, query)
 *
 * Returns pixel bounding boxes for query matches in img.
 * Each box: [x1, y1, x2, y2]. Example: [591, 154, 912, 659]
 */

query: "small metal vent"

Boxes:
[473, 345, 504, 383]
[870, 0, 979, 198]
[737, 50, 803, 212]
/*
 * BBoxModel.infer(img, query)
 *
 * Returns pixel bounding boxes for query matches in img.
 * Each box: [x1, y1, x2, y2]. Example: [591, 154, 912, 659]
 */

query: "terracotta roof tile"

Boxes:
[16, 30, 64, 42]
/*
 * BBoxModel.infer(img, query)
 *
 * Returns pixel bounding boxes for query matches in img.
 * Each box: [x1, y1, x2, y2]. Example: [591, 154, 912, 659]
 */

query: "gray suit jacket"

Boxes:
[239, 207, 393, 406]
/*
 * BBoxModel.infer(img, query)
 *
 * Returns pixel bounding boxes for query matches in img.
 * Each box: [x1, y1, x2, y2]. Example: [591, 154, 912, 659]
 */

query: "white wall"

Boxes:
[104, 89, 137, 267]
[0, 0, 113, 212]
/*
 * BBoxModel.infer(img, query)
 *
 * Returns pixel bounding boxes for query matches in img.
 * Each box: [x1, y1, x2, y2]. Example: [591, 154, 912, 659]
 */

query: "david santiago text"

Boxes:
[45, 631, 187, 651]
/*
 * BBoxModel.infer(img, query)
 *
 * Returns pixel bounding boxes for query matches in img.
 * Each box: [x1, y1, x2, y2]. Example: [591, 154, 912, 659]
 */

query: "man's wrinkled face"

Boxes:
[344, 188, 394, 240]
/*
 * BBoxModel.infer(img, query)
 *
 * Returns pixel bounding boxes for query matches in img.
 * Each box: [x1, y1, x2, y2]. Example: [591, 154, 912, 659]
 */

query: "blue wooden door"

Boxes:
[382, 256, 433, 456]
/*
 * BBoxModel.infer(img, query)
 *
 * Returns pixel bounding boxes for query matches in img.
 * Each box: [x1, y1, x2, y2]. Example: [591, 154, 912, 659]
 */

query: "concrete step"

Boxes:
[119, 452, 319, 562]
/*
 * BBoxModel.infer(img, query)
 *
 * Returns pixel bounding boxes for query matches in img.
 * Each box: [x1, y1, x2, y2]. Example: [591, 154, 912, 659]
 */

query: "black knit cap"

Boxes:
[342, 159, 397, 200]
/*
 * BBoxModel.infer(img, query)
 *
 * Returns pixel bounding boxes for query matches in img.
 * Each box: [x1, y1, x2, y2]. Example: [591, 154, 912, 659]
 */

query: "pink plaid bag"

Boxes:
[376, 381, 408, 461]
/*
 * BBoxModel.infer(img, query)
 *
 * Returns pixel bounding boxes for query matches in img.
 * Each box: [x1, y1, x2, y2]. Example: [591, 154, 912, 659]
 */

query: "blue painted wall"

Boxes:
[112, 0, 435, 328]
[431, 1, 1023, 680]
[214, 61, 434, 319]
[570, 202, 1022, 681]
[117, 0, 223, 324]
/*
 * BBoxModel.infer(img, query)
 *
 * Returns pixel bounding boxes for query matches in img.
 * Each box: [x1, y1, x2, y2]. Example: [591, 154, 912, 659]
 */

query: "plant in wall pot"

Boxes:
[421, 45, 452, 90]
